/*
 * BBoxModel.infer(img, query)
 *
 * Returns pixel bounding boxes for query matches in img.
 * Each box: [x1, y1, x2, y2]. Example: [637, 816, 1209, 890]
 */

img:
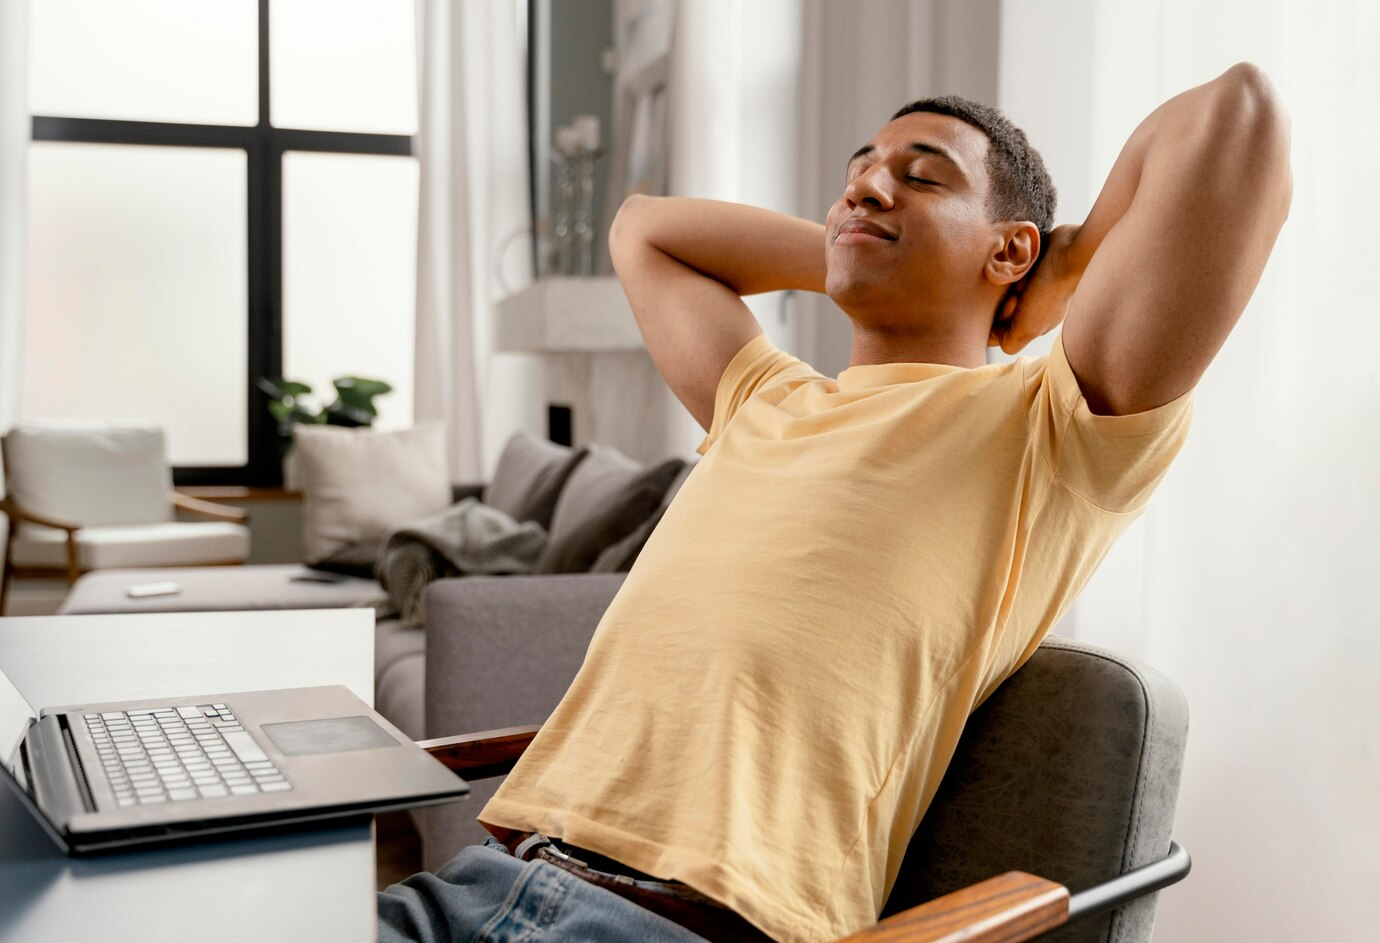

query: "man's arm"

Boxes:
[608, 196, 825, 432]
[996, 62, 1293, 416]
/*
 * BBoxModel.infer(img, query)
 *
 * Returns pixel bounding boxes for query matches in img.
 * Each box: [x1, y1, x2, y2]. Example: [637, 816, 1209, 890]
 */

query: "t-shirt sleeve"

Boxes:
[695, 333, 827, 456]
[1024, 331, 1195, 513]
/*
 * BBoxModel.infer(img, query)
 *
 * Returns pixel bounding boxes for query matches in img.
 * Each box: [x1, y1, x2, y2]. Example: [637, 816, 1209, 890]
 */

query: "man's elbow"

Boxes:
[609, 194, 656, 260]
[1215, 62, 1293, 219]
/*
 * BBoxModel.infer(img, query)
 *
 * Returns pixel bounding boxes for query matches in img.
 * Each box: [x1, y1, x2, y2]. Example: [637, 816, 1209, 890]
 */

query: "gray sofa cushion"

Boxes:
[534, 449, 685, 575]
[375, 651, 426, 743]
[420, 573, 627, 866]
[481, 432, 589, 531]
[374, 617, 426, 686]
[589, 459, 696, 573]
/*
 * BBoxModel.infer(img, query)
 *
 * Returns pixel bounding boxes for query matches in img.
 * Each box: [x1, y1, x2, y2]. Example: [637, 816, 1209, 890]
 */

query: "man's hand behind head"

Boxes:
[989, 223, 1082, 354]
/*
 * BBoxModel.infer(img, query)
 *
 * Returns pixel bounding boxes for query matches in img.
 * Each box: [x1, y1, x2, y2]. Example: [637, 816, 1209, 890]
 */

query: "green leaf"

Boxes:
[257, 377, 313, 399]
[324, 402, 374, 426]
[333, 376, 392, 399]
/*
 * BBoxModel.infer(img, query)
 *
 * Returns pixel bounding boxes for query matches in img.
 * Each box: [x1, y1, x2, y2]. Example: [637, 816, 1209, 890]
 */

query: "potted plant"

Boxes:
[257, 375, 393, 486]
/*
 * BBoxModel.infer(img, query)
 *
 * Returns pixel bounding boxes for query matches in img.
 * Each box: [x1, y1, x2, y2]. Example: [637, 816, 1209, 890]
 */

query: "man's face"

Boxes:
[824, 112, 997, 317]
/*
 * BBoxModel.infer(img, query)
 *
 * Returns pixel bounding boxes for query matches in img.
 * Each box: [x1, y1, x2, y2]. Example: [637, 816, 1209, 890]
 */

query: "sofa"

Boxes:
[58, 430, 698, 744]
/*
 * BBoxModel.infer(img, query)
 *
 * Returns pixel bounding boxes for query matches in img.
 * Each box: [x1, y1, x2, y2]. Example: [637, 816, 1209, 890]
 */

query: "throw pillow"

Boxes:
[482, 431, 589, 530]
[293, 423, 451, 566]
[590, 459, 696, 573]
[534, 445, 685, 574]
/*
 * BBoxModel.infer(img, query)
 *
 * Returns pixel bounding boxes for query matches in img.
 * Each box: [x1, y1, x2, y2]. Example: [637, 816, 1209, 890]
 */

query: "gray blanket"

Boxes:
[377, 498, 548, 629]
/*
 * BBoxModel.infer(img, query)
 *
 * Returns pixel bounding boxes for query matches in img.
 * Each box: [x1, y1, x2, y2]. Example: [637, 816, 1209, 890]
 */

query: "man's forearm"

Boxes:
[1064, 62, 1291, 281]
[609, 195, 826, 296]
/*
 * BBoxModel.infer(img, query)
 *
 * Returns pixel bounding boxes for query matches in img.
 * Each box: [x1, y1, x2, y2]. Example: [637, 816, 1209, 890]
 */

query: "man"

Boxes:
[380, 63, 1291, 943]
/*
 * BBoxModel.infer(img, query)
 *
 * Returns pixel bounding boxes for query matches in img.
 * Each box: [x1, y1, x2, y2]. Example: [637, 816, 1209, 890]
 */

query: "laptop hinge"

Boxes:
[58, 715, 97, 812]
[29, 714, 90, 824]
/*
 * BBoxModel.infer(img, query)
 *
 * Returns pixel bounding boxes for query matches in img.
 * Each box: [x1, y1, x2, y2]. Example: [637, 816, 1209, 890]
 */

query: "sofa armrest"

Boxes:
[423, 573, 627, 740]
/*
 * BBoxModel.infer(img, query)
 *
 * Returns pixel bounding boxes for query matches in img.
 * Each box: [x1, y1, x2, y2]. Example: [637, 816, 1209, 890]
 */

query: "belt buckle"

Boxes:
[541, 843, 590, 869]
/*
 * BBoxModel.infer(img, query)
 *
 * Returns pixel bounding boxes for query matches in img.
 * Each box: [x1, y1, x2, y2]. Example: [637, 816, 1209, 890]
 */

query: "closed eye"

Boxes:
[907, 176, 939, 186]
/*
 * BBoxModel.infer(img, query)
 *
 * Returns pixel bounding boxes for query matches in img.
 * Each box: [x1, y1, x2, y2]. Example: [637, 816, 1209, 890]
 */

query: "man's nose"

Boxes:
[843, 166, 894, 210]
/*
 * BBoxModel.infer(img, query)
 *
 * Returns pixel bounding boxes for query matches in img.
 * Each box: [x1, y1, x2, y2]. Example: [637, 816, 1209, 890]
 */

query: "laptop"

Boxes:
[0, 665, 469, 855]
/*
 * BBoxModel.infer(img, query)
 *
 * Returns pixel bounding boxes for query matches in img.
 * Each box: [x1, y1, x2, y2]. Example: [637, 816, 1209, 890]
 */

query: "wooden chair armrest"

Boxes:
[834, 871, 1068, 943]
[172, 491, 250, 523]
[417, 725, 539, 781]
[0, 496, 81, 533]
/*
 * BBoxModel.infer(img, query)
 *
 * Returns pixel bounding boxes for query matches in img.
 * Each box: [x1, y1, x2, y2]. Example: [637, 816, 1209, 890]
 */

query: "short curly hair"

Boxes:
[891, 96, 1057, 240]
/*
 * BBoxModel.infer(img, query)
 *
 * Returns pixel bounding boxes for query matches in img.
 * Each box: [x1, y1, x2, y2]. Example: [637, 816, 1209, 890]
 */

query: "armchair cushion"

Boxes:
[481, 431, 589, 531]
[293, 423, 451, 565]
[4, 420, 172, 526]
[10, 521, 249, 569]
[533, 448, 685, 574]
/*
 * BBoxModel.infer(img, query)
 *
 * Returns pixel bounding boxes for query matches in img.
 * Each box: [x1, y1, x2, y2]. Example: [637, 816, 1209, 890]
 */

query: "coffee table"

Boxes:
[58, 564, 386, 615]
[0, 608, 386, 942]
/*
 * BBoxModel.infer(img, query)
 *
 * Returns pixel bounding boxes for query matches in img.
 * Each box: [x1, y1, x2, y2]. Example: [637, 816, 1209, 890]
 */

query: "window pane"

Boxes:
[271, 0, 418, 134]
[23, 143, 248, 466]
[282, 152, 418, 430]
[28, 0, 258, 126]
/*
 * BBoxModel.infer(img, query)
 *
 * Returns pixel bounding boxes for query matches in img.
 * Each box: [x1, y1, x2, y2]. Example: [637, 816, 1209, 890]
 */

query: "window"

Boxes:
[24, 0, 418, 483]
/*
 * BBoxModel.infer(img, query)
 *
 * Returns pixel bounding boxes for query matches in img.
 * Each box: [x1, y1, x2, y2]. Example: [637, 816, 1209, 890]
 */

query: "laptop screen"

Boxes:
[0, 663, 38, 773]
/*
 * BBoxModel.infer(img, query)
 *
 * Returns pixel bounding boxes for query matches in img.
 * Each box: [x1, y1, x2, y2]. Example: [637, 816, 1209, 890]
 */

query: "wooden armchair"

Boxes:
[419, 724, 1188, 943]
[0, 422, 250, 612]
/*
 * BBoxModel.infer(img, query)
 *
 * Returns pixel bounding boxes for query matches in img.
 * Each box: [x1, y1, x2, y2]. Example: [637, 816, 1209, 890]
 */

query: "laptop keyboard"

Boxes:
[82, 704, 293, 808]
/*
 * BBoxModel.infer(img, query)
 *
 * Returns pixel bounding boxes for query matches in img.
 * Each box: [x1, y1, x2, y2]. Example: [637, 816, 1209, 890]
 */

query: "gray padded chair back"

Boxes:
[420, 575, 1188, 942]
[883, 636, 1189, 943]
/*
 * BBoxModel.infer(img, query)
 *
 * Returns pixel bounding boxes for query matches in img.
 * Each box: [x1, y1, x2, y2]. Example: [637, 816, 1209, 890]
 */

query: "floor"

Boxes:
[1, 578, 69, 616]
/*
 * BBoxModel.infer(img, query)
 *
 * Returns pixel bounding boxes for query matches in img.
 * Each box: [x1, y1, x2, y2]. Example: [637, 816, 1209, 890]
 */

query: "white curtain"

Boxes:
[0, 0, 26, 436]
[0, 0, 27, 588]
[414, 0, 535, 483]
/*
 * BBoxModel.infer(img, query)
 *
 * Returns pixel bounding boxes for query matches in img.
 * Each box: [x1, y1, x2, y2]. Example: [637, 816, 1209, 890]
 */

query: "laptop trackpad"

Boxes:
[261, 716, 401, 756]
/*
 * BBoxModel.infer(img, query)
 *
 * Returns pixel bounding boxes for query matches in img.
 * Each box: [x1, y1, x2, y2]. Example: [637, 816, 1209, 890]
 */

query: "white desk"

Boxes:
[0, 609, 379, 943]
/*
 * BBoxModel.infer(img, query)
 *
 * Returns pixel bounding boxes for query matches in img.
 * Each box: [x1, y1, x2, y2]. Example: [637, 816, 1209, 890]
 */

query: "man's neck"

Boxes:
[846, 326, 989, 370]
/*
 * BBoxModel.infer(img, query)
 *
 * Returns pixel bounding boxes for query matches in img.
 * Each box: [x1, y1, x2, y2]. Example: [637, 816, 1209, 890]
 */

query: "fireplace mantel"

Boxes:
[494, 276, 642, 352]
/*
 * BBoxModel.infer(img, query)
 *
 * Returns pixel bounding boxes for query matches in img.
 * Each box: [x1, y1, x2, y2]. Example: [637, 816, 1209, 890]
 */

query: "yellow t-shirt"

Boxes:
[480, 331, 1193, 942]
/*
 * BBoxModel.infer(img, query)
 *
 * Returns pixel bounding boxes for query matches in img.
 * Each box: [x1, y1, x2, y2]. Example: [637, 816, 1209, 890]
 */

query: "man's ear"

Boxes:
[983, 222, 1040, 286]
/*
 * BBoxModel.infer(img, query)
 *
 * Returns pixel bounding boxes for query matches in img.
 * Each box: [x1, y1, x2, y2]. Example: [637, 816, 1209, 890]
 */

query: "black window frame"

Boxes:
[29, 0, 415, 486]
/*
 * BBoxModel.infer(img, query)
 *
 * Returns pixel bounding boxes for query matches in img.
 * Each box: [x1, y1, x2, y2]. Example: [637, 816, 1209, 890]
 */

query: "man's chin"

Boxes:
[825, 270, 893, 311]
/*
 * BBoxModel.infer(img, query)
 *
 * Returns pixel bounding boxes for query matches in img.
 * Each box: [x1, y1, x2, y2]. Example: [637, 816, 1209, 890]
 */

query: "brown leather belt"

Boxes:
[510, 833, 775, 943]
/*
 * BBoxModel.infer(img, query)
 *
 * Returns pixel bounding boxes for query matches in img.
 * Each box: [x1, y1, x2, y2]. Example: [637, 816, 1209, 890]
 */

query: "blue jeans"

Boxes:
[377, 839, 711, 942]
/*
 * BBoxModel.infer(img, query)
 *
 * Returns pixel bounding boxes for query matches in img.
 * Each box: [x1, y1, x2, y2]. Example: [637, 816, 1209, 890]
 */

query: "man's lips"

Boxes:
[835, 217, 897, 243]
